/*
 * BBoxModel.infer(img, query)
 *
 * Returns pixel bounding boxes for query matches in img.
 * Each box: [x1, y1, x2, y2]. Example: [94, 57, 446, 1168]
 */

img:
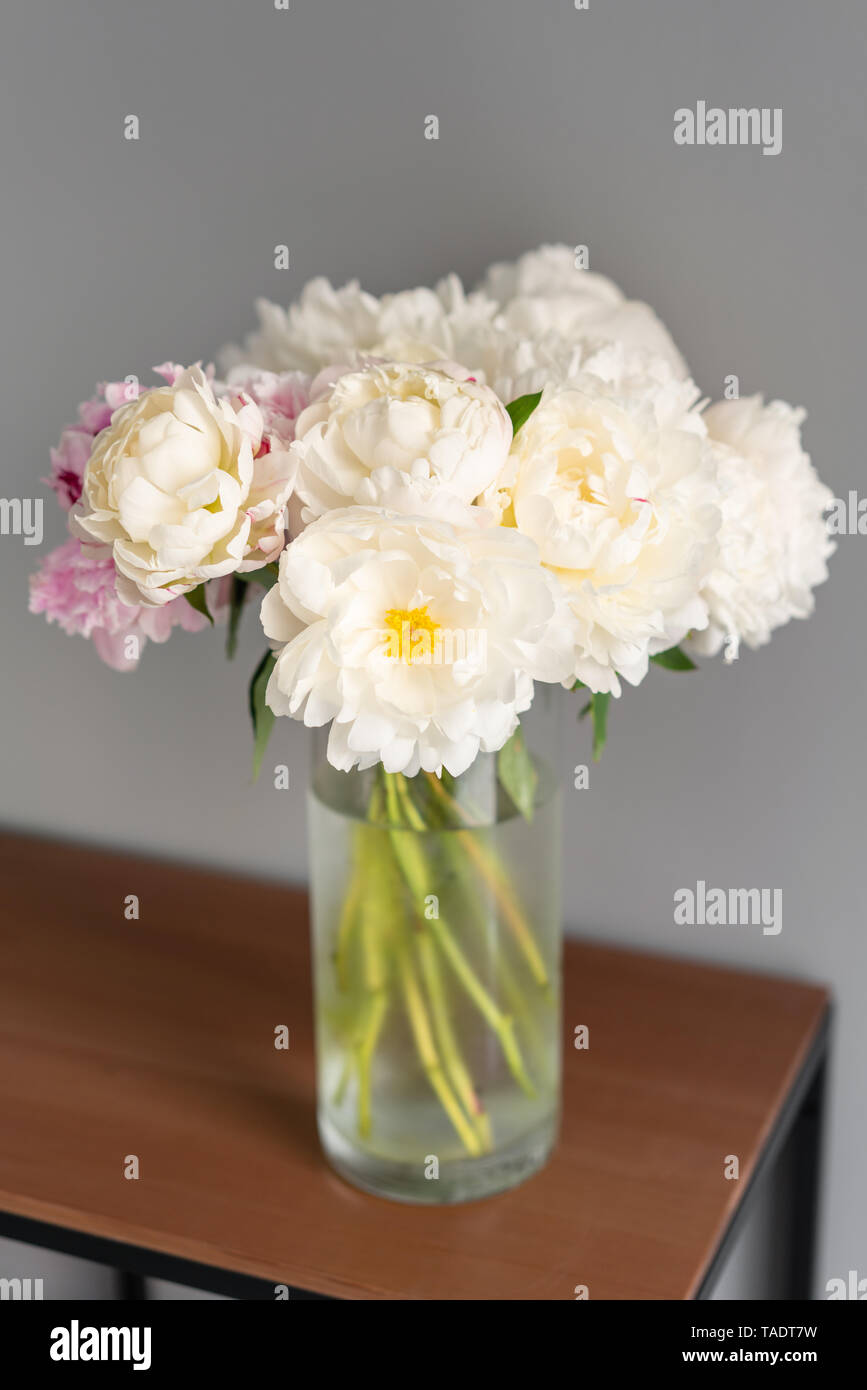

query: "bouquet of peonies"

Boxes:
[29, 247, 835, 1195]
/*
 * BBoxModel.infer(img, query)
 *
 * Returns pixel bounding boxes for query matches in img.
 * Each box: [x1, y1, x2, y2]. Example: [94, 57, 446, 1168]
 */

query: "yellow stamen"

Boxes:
[383, 605, 441, 664]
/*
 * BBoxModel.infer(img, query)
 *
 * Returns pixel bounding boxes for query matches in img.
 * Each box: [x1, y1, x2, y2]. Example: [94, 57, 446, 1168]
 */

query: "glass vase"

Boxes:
[307, 731, 562, 1203]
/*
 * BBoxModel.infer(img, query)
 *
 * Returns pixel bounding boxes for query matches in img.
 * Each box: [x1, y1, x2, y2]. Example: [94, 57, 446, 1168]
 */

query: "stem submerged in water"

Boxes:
[356, 991, 388, 1138]
[397, 940, 483, 1157]
[424, 772, 550, 988]
[415, 929, 493, 1151]
[329, 763, 551, 1156]
[383, 775, 536, 1099]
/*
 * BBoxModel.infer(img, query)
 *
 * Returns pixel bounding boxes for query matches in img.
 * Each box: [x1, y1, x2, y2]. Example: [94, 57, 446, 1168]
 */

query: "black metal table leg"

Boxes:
[785, 1054, 828, 1300]
[696, 1009, 831, 1300]
[116, 1270, 148, 1300]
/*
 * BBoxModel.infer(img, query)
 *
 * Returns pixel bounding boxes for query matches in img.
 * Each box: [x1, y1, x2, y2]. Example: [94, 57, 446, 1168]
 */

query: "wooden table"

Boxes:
[0, 832, 830, 1301]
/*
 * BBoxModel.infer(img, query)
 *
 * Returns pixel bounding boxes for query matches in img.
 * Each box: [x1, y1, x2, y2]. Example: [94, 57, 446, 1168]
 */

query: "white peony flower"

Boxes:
[290, 359, 512, 526]
[477, 244, 689, 379]
[371, 276, 502, 369]
[480, 332, 699, 422]
[260, 507, 574, 776]
[503, 354, 720, 694]
[690, 396, 834, 660]
[475, 327, 587, 407]
[221, 274, 501, 378]
[72, 366, 295, 607]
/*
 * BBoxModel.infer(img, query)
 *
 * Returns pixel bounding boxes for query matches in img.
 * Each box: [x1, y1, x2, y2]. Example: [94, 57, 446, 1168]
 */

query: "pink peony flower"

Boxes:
[224, 367, 311, 448]
[221, 368, 311, 549]
[29, 539, 208, 671]
[47, 426, 97, 511]
[75, 390, 118, 436]
[152, 361, 186, 386]
[154, 360, 216, 388]
[47, 379, 140, 511]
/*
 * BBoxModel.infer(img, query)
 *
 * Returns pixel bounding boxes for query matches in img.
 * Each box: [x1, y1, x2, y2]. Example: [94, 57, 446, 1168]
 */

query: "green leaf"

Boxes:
[236, 564, 279, 591]
[590, 692, 610, 762]
[579, 700, 592, 720]
[248, 650, 277, 783]
[497, 724, 538, 822]
[226, 576, 246, 660]
[184, 584, 213, 625]
[650, 645, 697, 672]
[572, 678, 587, 691]
[505, 390, 543, 438]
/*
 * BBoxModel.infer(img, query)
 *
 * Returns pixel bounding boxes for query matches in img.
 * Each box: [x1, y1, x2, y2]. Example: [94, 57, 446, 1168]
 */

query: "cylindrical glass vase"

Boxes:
[308, 734, 562, 1203]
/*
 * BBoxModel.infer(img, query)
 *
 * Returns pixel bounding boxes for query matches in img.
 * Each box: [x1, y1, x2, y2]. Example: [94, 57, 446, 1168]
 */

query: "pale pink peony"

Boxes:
[47, 387, 124, 511]
[153, 361, 189, 387]
[222, 369, 311, 543]
[48, 426, 98, 511]
[223, 367, 311, 447]
[29, 538, 208, 671]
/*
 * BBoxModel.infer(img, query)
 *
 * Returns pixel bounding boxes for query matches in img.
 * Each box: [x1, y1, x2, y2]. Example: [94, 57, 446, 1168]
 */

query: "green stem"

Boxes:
[397, 940, 483, 1157]
[389, 776, 491, 1143]
[423, 771, 550, 989]
[434, 818, 548, 1065]
[356, 991, 389, 1139]
[332, 1050, 354, 1107]
[383, 774, 536, 1099]
[415, 930, 493, 1151]
[354, 806, 396, 1136]
[334, 851, 364, 993]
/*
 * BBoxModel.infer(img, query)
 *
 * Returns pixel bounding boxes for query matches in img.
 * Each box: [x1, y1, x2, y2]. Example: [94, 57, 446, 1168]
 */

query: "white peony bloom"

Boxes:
[477, 244, 689, 379]
[221, 274, 501, 378]
[72, 366, 295, 607]
[371, 276, 502, 369]
[690, 396, 834, 661]
[290, 359, 512, 526]
[503, 355, 720, 694]
[481, 333, 700, 421]
[476, 327, 587, 407]
[260, 507, 574, 776]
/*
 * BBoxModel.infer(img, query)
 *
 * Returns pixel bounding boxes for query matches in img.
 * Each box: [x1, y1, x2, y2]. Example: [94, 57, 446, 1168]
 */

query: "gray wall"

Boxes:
[1, 0, 863, 1299]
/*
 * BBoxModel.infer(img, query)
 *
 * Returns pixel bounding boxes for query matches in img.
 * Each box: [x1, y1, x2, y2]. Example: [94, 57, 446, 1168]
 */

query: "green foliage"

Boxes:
[248, 650, 277, 782]
[505, 391, 543, 437]
[183, 585, 213, 625]
[650, 645, 697, 672]
[226, 576, 246, 659]
[497, 725, 538, 822]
